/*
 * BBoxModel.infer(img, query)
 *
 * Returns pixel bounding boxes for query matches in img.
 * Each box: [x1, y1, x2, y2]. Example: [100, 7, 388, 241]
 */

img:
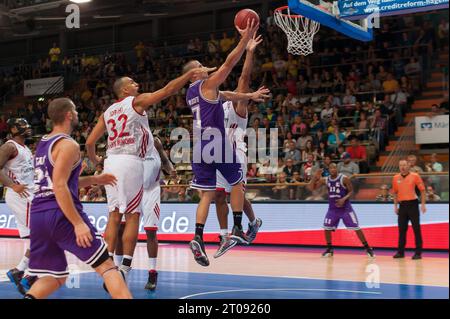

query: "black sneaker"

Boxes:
[18, 275, 38, 296]
[366, 247, 375, 258]
[393, 252, 405, 259]
[145, 270, 158, 291]
[189, 235, 210, 267]
[246, 218, 263, 244]
[412, 253, 422, 260]
[103, 268, 126, 294]
[214, 235, 237, 258]
[231, 225, 250, 245]
[322, 247, 334, 257]
[6, 268, 24, 286]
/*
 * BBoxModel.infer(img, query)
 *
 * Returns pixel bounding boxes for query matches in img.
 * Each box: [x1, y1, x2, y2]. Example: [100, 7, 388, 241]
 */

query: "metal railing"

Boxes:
[381, 118, 416, 173]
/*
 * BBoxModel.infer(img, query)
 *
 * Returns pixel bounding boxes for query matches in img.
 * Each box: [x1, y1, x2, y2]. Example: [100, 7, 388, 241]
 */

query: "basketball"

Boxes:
[234, 8, 260, 29]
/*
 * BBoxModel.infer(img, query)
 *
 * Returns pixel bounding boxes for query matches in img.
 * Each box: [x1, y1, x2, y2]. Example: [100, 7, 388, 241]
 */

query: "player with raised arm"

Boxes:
[214, 33, 264, 258]
[309, 163, 375, 258]
[23, 98, 131, 299]
[183, 19, 270, 266]
[85, 66, 214, 282]
[0, 119, 35, 290]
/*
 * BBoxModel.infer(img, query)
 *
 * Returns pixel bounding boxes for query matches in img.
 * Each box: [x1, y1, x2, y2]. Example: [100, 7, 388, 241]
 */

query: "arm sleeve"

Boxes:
[392, 176, 398, 194]
[415, 174, 426, 191]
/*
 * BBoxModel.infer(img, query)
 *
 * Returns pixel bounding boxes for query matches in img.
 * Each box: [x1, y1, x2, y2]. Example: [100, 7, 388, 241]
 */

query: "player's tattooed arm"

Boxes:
[237, 33, 262, 93]
[308, 168, 325, 191]
[335, 176, 354, 207]
[202, 19, 258, 96]
[134, 66, 216, 111]
[0, 143, 29, 197]
[219, 86, 270, 103]
[154, 137, 176, 177]
[85, 113, 106, 166]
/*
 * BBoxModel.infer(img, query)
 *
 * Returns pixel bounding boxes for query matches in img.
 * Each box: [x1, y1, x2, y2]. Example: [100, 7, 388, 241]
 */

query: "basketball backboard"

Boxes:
[287, 0, 373, 41]
[288, 0, 449, 41]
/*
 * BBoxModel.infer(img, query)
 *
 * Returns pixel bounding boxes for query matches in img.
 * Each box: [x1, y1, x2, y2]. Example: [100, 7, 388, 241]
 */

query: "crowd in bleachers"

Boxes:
[0, 10, 448, 202]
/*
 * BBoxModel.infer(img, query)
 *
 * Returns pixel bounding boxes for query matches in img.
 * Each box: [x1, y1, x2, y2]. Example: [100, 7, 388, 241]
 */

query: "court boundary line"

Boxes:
[179, 288, 382, 299]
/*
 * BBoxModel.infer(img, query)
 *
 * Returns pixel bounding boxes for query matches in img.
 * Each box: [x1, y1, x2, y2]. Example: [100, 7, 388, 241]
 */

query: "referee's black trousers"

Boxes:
[398, 200, 423, 254]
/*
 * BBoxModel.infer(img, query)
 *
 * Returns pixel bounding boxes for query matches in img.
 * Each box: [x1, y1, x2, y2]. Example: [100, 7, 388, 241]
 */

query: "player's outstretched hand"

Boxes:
[11, 184, 29, 198]
[249, 86, 271, 102]
[237, 19, 259, 42]
[191, 66, 217, 79]
[75, 222, 93, 248]
[95, 173, 118, 187]
[247, 33, 263, 52]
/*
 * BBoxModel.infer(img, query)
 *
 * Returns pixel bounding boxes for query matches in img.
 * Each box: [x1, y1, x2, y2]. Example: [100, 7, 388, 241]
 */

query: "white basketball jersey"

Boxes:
[104, 96, 152, 158]
[223, 101, 248, 152]
[2, 140, 34, 188]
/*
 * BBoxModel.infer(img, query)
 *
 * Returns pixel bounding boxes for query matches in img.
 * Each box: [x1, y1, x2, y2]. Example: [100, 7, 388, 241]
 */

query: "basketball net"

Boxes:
[274, 6, 320, 56]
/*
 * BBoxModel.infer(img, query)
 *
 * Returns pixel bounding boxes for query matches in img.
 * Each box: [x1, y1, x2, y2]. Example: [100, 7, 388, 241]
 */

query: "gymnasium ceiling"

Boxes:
[0, 0, 248, 40]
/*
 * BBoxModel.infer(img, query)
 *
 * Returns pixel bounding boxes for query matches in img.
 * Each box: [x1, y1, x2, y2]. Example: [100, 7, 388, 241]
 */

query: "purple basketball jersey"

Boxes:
[32, 134, 82, 213]
[326, 174, 352, 212]
[186, 80, 226, 136]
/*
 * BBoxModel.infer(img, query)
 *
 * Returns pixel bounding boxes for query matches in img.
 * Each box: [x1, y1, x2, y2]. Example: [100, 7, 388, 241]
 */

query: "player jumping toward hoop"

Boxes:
[86, 66, 214, 282]
[214, 33, 264, 258]
[183, 19, 269, 266]
[309, 163, 375, 258]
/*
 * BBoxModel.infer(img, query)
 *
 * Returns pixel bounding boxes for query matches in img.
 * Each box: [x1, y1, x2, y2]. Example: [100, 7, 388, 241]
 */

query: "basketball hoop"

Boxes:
[274, 6, 320, 56]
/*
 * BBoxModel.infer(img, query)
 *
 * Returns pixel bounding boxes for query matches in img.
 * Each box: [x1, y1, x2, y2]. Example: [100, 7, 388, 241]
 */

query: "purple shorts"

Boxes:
[28, 209, 107, 278]
[191, 138, 243, 190]
[323, 208, 360, 230]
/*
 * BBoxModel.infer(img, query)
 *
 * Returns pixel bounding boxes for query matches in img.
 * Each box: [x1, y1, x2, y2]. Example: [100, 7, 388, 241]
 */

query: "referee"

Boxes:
[392, 159, 427, 260]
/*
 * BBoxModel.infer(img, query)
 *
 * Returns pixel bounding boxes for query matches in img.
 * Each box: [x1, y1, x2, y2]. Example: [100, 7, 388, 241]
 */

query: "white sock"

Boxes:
[249, 218, 257, 226]
[16, 255, 29, 272]
[114, 255, 123, 267]
[220, 229, 228, 236]
[148, 258, 157, 271]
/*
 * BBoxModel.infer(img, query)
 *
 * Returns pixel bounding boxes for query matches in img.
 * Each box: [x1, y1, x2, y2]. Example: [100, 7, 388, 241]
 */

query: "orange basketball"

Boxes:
[234, 8, 260, 30]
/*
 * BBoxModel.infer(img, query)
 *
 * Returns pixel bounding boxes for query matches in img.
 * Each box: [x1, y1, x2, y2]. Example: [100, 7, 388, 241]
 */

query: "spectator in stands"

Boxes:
[79, 188, 89, 202]
[342, 89, 356, 105]
[383, 73, 400, 94]
[296, 130, 313, 152]
[404, 57, 421, 76]
[300, 153, 318, 182]
[430, 103, 445, 117]
[220, 32, 233, 53]
[375, 184, 394, 202]
[283, 132, 296, 153]
[346, 136, 369, 173]
[320, 101, 334, 124]
[370, 109, 387, 151]
[321, 155, 333, 177]
[301, 140, 315, 161]
[134, 41, 146, 60]
[207, 34, 219, 55]
[272, 172, 290, 200]
[425, 153, 443, 172]
[426, 186, 441, 202]
[327, 125, 345, 152]
[356, 111, 370, 140]
[49, 42, 61, 69]
[283, 158, 299, 182]
[337, 152, 360, 177]
[407, 154, 423, 173]
[285, 142, 301, 165]
[94, 163, 103, 176]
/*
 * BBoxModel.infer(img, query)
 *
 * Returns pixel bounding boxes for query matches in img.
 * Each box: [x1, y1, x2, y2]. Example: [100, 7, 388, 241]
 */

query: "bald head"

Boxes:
[182, 60, 200, 75]
[113, 77, 129, 98]
[48, 98, 75, 125]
